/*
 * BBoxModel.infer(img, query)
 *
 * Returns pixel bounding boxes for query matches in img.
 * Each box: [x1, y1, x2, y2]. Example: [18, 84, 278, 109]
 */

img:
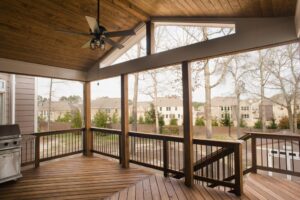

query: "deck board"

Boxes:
[1, 156, 300, 200]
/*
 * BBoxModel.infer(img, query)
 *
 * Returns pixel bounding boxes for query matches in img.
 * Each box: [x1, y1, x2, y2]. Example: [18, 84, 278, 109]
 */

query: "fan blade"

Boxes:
[102, 37, 124, 49]
[56, 29, 91, 36]
[85, 16, 100, 33]
[81, 40, 91, 48]
[104, 29, 136, 38]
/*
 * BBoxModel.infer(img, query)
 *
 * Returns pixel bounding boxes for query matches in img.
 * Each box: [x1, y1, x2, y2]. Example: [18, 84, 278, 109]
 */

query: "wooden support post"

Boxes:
[83, 82, 93, 156]
[146, 20, 155, 55]
[182, 61, 194, 187]
[234, 142, 243, 196]
[251, 135, 257, 173]
[163, 139, 169, 177]
[34, 135, 40, 168]
[121, 74, 129, 168]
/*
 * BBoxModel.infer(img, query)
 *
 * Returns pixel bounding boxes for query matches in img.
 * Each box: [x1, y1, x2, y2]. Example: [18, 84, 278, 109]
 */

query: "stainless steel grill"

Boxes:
[0, 124, 22, 184]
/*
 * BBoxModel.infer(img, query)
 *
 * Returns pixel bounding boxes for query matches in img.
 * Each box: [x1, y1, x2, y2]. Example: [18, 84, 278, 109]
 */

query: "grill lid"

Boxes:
[0, 124, 21, 137]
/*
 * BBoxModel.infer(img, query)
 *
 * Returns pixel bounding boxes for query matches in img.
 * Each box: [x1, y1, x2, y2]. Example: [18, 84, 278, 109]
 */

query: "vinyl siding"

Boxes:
[15, 75, 35, 134]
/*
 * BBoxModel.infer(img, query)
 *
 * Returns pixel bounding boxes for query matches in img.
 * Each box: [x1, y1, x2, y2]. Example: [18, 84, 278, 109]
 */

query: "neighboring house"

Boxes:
[211, 96, 273, 127]
[38, 101, 82, 121]
[157, 96, 184, 125]
[0, 73, 36, 134]
[91, 97, 121, 121]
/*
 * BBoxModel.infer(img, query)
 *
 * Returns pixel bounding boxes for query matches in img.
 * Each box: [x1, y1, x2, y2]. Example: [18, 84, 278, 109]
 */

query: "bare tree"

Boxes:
[265, 44, 300, 133]
[227, 55, 251, 137]
[131, 41, 143, 131]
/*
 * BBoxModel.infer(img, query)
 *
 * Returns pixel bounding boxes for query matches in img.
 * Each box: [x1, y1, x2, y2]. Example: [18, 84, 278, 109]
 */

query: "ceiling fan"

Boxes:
[56, 0, 136, 50]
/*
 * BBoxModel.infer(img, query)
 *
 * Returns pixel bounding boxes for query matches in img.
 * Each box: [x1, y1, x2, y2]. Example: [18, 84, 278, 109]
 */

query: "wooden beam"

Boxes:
[0, 58, 87, 81]
[146, 20, 155, 55]
[88, 17, 298, 81]
[83, 82, 92, 157]
[296, 0, 300, 37]
[121, 74, 129, 168]
[182, 61, 194, 187]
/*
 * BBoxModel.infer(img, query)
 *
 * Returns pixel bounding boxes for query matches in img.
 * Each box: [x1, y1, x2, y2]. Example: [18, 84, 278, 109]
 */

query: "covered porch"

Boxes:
[1, 0, 300, 199]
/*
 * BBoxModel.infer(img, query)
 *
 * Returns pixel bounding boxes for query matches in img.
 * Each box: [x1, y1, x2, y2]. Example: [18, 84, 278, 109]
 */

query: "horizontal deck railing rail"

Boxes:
[242, 131, 300, 177]
[32, 128, 85, 167]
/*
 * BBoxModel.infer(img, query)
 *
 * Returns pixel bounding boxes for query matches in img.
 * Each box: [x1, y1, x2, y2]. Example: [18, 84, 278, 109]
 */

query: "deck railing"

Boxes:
[21, 134, 35, 166]
[91, 127, 243, 195]
[242, 132, 300, 177]
[91, 127, 121, 160]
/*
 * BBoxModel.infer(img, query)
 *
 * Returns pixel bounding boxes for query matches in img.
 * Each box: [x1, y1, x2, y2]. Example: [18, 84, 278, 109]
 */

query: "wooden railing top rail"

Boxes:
[32, 128, 85, 136]
[243, 131, 300, 140]
[91, 127, 122, 134]
[193, 138, 243, 147]
[129, 131, 184, 142]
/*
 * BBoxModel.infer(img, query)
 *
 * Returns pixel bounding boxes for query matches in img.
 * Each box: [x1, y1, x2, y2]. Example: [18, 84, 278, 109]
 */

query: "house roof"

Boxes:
[0, 0, 296, 72]
[38, 101, 82, 112]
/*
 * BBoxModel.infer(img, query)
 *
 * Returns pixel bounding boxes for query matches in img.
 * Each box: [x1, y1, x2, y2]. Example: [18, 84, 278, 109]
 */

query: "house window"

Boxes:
[160, 107, 162, 111]
[166, 107, 171, 111]
[166, 114, 168, 118]
[178, 114, 180, 119]
[221, 106, 223, 111]
[175, 107, 177, 111]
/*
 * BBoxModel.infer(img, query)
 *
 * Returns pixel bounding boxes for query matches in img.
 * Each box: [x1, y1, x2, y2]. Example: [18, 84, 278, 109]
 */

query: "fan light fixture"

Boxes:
[56, 0, 136, 50]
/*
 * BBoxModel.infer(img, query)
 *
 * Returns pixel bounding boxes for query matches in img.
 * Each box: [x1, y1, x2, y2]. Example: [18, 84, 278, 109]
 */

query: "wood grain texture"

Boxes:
[0, 156, 152, 200]
[1, 155, 300, 200]
[0, 0, 296, 71]
[107, 173, 300, 200]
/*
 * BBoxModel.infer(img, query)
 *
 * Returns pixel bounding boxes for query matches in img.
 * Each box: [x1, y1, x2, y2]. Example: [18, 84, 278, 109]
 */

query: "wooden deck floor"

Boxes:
[1, 156, 300, 200]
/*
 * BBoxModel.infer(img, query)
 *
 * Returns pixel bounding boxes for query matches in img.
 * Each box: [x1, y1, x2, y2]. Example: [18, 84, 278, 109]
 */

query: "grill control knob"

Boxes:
[4, 143, 9, 146]
[13, 141, 18, 145]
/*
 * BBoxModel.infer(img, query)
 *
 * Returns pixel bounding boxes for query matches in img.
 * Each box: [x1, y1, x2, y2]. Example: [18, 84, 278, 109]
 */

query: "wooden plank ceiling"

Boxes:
[0, 0, 297, 71]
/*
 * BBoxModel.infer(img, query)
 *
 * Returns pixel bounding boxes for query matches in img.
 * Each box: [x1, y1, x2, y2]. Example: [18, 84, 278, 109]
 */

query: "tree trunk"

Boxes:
[236, 93, 241, 138]
[204, 61, 212, 139]
[153, 72, 160, 133]
[132, 73, 139, 132]
[47, 78, 53, 131]
[259, 62, 266, 133]
[293, 83, 299, 133]
[287, 105, 294, 133]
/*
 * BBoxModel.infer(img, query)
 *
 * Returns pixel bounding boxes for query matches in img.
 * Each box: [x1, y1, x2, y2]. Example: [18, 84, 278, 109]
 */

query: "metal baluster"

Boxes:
[291, 139, 294, 172]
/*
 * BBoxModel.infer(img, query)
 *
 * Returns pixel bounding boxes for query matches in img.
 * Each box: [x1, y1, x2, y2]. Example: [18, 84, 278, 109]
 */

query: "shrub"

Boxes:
[278, 116, 289, 129]
[240, 119, 247, 128]
[71, 109, 83, 128]
[220, 112, 233, 127]
[138, 116, 145, 124]
[92, 110, 109, 128]
[195, 117, 205, 126]
[169, 118, 178, 126]
[254, 119, 262, 129]
[267, 118, 278, 129]
[212, 118, 219, 127]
